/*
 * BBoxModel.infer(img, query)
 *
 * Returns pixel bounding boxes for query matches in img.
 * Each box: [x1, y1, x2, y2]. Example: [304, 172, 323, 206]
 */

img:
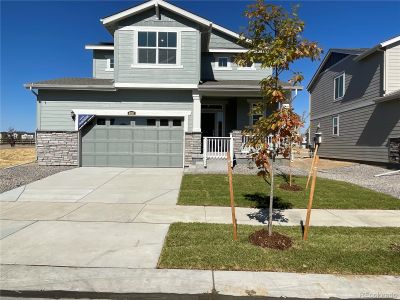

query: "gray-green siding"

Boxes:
[114, 7, 200, 84]
[115, 30, 200, 84]
[93, 50, 114, 79]
[37, 90, 193, 132]
[310, 100, 400, 163]
[308, 50, 400, 163]
[201, 53, 271, 81]
[209, 30, 243, 49]
[310, 52, 383, 118]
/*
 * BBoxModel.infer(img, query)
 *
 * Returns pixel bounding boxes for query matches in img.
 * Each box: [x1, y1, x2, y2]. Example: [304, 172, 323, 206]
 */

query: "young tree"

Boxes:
[235, 1, 321, 236]
[7, 127, 17, 147]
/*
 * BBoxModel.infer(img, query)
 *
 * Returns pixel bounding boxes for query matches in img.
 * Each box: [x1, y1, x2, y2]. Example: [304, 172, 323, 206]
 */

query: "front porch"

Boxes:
[186, 95, 260, 167]
[186, 80, 299, 167]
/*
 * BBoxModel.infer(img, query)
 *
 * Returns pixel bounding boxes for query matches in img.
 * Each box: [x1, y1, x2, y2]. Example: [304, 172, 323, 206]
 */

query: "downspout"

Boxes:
[30, 85, 40, 161]
[382, 49, 386, 95]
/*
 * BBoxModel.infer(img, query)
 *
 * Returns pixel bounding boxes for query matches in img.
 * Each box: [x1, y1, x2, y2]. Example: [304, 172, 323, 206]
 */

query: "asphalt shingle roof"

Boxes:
[199, 80, 302, 90]
[24, 78, 115, 90]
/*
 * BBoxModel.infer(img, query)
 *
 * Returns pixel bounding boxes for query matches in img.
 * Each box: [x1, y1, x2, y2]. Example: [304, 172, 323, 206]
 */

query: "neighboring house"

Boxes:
[0, 132, 35, 144]
[307, 36, 400, 165]
[24, 0, 300, 168]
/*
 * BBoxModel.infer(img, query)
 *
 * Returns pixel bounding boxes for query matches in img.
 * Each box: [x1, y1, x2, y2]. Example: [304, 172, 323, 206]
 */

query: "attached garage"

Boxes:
[81, 117, 184, 167]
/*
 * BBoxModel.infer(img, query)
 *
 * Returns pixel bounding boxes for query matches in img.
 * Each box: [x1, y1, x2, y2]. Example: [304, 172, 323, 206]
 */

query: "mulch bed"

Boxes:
[279, 182, 303, 191]
[249, 229, 293, 250]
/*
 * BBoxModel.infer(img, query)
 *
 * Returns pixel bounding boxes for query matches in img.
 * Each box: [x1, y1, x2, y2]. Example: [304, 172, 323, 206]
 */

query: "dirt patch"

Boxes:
[292, 156, 354, 171]
[0, 147, 36, 169]
[279, 182, 303, 191]
[249, 229, 293, 250]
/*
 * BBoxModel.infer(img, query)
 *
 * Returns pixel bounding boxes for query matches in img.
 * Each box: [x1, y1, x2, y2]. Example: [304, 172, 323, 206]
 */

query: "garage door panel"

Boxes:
[94, 129, 108, 139]
[108, 155, 132, 167]
[170, 143, 183, 153]
[142, 130, 158, 140]
[95, 155, 108, 166]
[82, 142, 95, 153]
[82, 117, 183, 167]
[133, 155, 157, 167]
[109, 142, 131, 153]
[170, 130, 183, 140]
[170, 156, 182, 167]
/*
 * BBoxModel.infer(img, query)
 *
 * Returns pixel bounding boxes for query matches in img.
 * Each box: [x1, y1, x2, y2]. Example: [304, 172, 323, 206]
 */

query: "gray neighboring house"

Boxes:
[307, 36, 400, 165]
[25, 0, 300, 168]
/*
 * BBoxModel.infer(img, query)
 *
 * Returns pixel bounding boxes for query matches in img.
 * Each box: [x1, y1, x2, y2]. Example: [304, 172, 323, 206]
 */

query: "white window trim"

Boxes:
[131, 29, 182, 68]
[332, 115, 340, 136]
[215, 56, 232, 70]
[334, 73, 345, 101]
[105, 55, 114, 72]
[237, 62, 256, 71]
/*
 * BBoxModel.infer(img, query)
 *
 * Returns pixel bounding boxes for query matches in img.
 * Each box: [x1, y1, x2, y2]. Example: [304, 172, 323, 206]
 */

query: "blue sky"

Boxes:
[1, 0, 399, 132]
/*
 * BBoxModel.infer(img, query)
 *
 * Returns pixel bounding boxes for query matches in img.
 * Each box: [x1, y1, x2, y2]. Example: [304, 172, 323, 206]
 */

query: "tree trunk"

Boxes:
[289, 139, 292, 186]
[268, 163, 274, 236]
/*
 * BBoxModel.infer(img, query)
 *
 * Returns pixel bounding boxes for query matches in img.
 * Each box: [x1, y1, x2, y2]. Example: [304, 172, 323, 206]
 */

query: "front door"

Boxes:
[201, 113, 215, 137]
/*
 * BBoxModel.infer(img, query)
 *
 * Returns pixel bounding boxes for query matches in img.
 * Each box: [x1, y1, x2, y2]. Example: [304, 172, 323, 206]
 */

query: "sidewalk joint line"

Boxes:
[77, 168, 129, 202]
[15, 185, 27, 202]
[0, 220, 37, 240]
[56, 203, 88, 220]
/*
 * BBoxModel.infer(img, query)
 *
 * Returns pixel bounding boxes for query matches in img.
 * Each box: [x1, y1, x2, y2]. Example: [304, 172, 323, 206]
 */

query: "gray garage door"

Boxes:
[81, 117, 184, 167]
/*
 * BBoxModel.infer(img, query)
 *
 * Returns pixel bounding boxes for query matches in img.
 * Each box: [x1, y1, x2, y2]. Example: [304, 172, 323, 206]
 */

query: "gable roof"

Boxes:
[306, 48, 368, 91]
[355, 35, 400, 61]
[100, 0, 240, 40]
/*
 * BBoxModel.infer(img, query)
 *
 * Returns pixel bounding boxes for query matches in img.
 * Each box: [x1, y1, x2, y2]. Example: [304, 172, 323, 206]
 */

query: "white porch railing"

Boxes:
[241, 134, 274, 154]
[203, 133, 233, 168]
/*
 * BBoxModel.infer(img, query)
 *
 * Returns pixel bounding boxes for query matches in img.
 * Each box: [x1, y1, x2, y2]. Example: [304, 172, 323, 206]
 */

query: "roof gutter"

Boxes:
[24, 83, 116, 91]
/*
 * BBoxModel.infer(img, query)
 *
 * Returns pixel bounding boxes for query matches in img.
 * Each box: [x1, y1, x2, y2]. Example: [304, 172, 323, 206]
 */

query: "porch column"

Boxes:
[192, 91, 202, 132]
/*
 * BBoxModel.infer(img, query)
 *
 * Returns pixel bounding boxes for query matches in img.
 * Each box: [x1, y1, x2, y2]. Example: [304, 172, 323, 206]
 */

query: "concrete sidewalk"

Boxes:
[1, 167, 399, 299]
[1, 265, 399, 299]
[1, 202, 399, 227]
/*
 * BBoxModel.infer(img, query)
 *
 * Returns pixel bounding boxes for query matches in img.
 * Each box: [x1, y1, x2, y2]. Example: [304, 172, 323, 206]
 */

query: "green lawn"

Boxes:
[178, 174, 400, 209]
[158, 223, 400, 275]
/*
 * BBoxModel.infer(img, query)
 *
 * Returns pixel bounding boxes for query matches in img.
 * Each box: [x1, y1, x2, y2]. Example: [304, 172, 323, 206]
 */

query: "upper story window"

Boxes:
[137, 31, 177, 65]
[332, 116, 339, 136]
[106, 55, 114, 71]
[334, 73, 345, 100]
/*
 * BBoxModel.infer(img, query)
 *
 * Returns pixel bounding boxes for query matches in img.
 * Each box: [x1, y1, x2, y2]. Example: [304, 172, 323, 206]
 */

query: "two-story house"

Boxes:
[307, 36, 400, 165]
[25, 0, 299, 168]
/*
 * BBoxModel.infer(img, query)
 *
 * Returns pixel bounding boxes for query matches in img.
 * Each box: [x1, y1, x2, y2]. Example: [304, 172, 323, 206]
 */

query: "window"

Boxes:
[106, 56, 114, 71]
[110, 118, 131, 126]
[238, 61, 255, 70]
[147, 119, 156, 126]
[251, 103, 264, 125]
[96, 118, 106, 126]
[160, 119, 169, 126]
[334, 73, 345, 100]
[332, 116, 339, 136]
[218, 57, 228, 67]
[172, 119, 182, 127]
[215, 56, 232, 70]
[137, 31, 177, 65]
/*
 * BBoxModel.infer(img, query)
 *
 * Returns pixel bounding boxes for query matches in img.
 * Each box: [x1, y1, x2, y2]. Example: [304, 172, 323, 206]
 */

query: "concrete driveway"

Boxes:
[0, 167, 183, 269]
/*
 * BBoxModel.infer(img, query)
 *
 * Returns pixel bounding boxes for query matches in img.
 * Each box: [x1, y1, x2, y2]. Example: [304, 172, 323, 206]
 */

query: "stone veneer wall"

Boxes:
[36, 131, 78, 166]
[231, 130, 246, 159]
[184, 132, 202, 166]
